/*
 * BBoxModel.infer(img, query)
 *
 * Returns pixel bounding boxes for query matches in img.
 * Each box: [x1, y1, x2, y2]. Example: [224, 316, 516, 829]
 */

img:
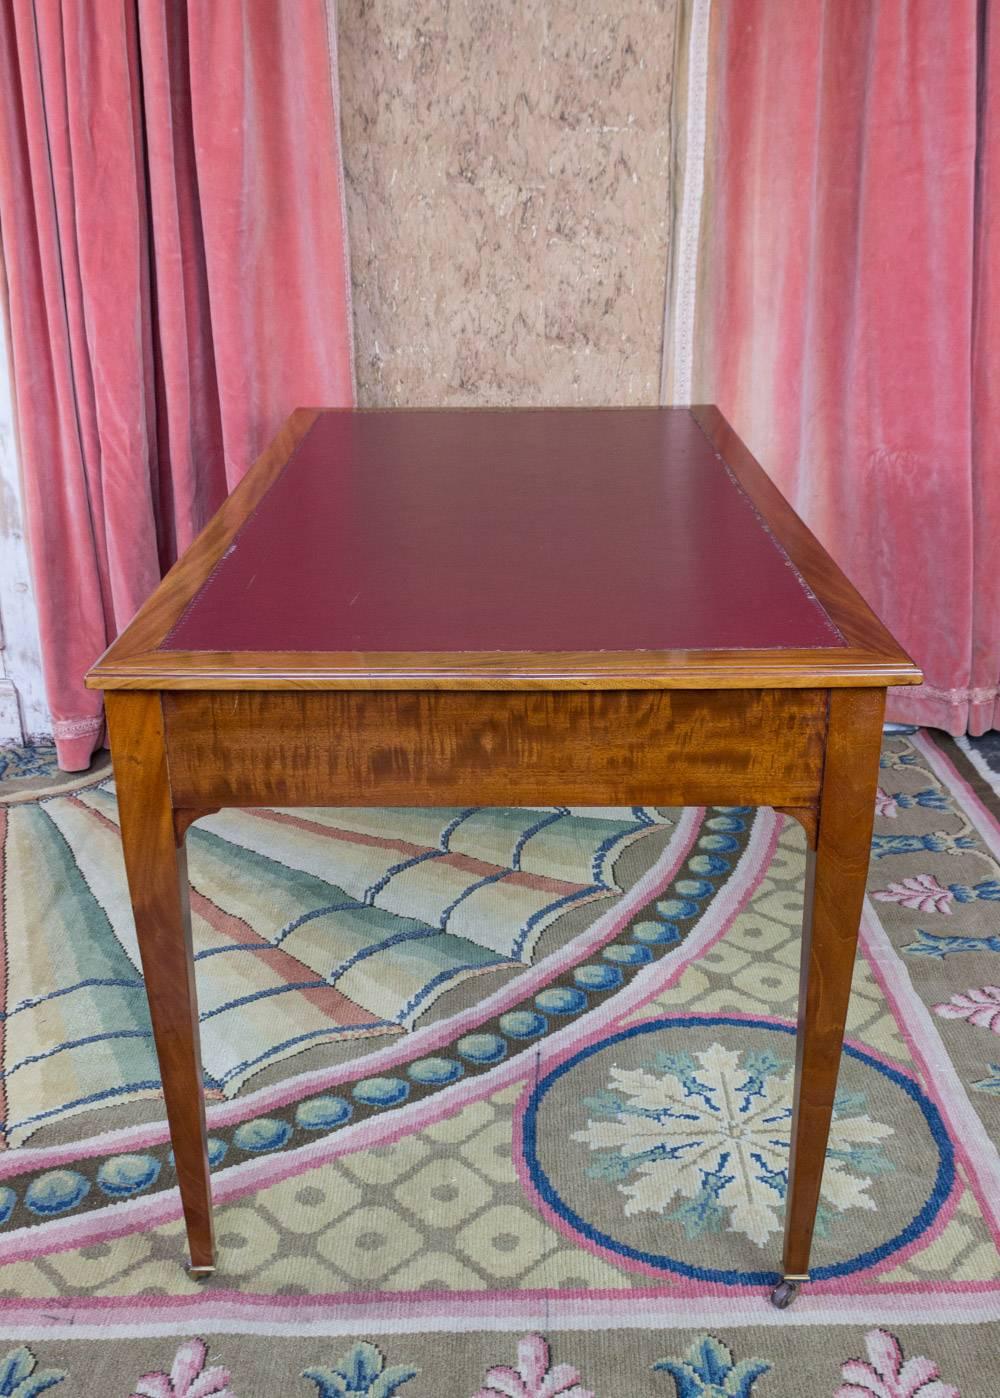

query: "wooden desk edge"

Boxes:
[86, 649, 922, 692]
[86, 404, 923, 694]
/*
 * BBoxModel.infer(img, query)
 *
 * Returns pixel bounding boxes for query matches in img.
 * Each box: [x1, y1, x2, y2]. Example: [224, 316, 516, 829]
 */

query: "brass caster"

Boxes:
[187, 1263, 216, 1281]
[769, 1277, 803, 1309]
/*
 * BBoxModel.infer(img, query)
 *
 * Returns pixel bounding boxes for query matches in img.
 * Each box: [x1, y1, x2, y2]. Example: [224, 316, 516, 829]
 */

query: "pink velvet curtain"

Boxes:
[0, 0, 355, 769]
[693, 0, 999, 733]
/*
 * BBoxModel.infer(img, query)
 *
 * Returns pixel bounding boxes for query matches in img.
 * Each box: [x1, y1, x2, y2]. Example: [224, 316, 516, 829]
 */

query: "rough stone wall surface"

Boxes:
[337, 1, 678, 407]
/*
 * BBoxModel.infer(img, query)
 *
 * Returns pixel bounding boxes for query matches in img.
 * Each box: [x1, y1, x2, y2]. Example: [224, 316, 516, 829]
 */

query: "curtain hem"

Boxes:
[52, 715, 106, 771]
[886, 686, 1000, 738]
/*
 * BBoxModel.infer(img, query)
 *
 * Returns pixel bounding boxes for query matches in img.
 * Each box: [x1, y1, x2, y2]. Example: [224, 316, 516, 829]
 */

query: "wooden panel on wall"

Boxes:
[337, 1, 679, 406]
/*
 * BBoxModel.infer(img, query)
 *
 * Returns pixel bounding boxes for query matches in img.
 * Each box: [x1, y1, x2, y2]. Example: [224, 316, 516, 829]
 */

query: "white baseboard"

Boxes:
[0, 680, 23, 744]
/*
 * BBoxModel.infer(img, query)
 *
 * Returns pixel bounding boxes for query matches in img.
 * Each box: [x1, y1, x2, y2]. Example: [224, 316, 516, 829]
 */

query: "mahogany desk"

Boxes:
[86, 406, 921, 1307]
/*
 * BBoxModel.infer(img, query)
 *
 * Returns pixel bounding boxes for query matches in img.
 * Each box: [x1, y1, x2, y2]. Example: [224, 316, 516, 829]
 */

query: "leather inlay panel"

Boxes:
[162, 409, 845, 655]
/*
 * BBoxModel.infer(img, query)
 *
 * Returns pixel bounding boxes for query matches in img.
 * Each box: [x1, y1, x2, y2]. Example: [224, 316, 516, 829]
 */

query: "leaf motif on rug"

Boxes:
[902, 928, 1000, 958]
[835, 1328, 960, 1398]
[873, 874, 955, 914]
[653, 1334, 770, 1397]
[971, 1062, 1000, 1093]
[933, 986, 1000, 1034]
[0, 744, 60, 783]
[572, 1043, 894, 1247]
[472, 1334, 593, 1398]
[0, 1345, 67, 1397]
[302, 1342, 418, 1397]
[129, 1338, 235, 1398]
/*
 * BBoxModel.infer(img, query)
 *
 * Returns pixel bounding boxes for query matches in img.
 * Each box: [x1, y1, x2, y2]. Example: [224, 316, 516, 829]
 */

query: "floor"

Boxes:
[0, 730, 997, 1395]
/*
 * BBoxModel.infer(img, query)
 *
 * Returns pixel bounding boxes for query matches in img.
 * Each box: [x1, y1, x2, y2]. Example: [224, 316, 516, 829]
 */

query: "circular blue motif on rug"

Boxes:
[519, 1015, 954, 1286]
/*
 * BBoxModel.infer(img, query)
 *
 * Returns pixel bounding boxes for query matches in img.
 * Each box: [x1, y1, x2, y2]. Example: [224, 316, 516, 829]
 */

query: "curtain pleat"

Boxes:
[0, 0, 354, 769]
[970, 4, 1000, 733]
[681, 0, 997, 734]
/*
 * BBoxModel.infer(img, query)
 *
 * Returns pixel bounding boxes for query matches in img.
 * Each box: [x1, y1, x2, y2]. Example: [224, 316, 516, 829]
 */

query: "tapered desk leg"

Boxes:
[105, 692, 215, 1272]
[773, 688, 885, 1309]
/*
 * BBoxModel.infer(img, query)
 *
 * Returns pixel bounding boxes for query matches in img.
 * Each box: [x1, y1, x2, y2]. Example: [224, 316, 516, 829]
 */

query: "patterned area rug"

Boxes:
[0, 732, 997, 1394]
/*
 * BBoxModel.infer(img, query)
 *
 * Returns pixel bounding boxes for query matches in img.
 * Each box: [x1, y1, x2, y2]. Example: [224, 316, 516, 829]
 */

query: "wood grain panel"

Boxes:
[162, 687, 828, 810]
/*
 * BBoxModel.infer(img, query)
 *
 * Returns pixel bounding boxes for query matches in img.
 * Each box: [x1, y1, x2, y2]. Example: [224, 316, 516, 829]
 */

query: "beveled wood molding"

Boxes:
[88, 645, 920, 692]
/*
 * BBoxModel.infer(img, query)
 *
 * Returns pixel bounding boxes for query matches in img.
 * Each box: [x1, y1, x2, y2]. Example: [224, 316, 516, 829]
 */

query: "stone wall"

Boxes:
[337, 1, 678, 407]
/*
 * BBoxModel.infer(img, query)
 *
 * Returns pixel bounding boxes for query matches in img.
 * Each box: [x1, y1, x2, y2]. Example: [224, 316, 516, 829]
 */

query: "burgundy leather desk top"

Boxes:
[162, 408, 844, 655]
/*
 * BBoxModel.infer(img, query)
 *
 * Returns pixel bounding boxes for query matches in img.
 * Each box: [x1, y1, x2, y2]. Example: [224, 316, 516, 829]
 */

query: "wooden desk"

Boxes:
[86, 406, 921, 1307]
